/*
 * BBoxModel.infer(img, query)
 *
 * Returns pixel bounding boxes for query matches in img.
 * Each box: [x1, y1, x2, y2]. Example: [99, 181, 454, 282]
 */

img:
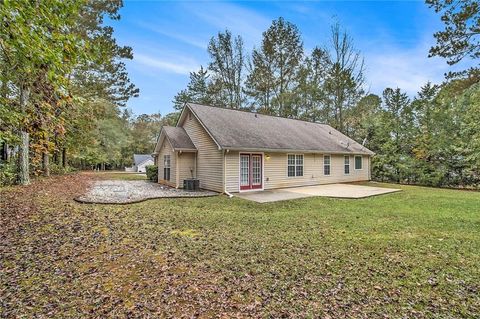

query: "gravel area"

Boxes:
[75, 180, 218, 204]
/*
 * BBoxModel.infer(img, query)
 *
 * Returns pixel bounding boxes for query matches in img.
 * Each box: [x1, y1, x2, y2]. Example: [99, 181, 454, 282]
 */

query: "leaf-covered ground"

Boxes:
[1, 172, 479, 318]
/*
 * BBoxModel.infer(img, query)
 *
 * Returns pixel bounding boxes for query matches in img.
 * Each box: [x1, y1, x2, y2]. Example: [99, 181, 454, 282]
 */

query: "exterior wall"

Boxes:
[180, 109, 223, 192]
[225, 151, 240, 192]
[137, 159, 154, 173]
[176, 152, 196, 188]
[225, 151, 370, 193]
[157, 140, 176, 187]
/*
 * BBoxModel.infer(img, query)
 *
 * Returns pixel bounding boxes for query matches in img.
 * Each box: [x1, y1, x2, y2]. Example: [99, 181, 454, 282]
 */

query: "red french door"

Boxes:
[240, 154, 262, 190]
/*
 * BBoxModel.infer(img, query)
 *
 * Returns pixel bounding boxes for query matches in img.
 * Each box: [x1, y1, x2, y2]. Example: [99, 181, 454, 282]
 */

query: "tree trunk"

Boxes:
[62, 147, 67, 168]
[18, 87, 30, 185]
[42, 152, 50, 177]
[1, 142, 7, 162]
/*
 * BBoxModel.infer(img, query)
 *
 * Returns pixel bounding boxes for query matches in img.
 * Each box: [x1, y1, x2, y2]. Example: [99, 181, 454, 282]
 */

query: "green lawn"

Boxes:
[100, 171, 148, 180]
[1, 174, 479, 318]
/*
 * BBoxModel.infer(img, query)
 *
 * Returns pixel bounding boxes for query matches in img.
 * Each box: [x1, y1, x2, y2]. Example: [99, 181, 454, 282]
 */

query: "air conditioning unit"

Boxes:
[183, 178, 200, 191]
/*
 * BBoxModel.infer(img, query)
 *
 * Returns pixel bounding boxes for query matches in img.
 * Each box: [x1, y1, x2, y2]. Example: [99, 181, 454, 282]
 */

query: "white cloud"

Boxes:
[134, 53, 199, 75]
[181, 2, 271, 49]
[365, 43, 450, 96]
[136, 21, 207, 50]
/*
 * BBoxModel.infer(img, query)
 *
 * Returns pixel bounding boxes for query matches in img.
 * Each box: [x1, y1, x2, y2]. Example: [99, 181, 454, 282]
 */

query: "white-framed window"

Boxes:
[344, 155, 350, 175]
[287, 154, 303, 177]
[355, 155, 363, 170]
[324, 155, 331, 176]
[163, 155, 171, 181]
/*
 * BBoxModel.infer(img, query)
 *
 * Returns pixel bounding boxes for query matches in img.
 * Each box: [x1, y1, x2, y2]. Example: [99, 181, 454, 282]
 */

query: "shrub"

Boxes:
[146, 165, 158, 182]
[49, 163, 77, 175]
[0, 162, 17, 186]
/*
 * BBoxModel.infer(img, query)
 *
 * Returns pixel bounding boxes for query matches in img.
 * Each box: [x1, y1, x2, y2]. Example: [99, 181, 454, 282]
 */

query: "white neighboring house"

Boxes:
[126, 154, 154, 173]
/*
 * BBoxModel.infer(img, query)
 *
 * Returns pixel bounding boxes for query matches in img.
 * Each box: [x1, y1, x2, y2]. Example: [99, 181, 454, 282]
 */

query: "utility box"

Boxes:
[183, 179, 200, 191]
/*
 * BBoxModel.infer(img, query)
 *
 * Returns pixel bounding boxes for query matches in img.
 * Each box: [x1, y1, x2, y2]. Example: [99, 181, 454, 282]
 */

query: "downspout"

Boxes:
[223, 150, 234, 198]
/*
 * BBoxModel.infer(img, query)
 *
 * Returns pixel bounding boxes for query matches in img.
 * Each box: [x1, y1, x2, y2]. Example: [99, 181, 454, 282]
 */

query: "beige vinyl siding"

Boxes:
[225, 152, 370, 192]
[157, 139, 176, 187]
[264, 153, 369, 190]
[180, 109, 223, 192]
[225, 151, 240, 192]
[177, 152, 196, 188]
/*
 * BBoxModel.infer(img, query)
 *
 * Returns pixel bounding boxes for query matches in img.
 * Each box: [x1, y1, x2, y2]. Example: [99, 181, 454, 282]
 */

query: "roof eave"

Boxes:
[223, 147, 374, 155]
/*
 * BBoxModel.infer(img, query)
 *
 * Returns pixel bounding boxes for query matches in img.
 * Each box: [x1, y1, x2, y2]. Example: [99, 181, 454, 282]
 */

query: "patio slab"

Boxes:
[236, 183, 401, 203]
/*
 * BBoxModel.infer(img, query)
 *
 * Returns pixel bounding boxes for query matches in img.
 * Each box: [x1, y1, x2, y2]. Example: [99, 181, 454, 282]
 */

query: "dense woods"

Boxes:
[1, 0, 479, 188]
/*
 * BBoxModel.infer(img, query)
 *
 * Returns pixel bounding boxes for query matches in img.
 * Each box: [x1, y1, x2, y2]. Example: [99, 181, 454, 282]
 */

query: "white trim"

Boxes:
[238, 152, 265, 193]
[354, 155, 363, 170]
[286, 153, 304, 178]
[344, 155, 350, 175]
[323, 154, 331, 176]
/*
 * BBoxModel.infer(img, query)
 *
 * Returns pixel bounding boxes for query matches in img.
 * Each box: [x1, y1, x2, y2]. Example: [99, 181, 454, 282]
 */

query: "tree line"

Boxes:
[0, 0, 169, 185]
[173, 2, 479, 188]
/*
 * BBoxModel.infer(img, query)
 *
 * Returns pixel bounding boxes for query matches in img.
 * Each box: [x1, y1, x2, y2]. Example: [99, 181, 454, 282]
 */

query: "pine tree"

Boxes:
[246, 17, 304, 117]
[172, 66, 213, 110]
[427, 0, 480, 77]
[207, 30, 245, 108]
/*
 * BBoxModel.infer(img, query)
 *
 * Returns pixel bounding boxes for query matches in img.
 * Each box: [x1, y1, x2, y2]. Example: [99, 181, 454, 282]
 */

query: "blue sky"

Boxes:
[111, 0, 462, 116]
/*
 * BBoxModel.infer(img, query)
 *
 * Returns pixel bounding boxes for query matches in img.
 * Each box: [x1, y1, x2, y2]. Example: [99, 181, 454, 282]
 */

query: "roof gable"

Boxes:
[186, 103, 374, 155]
[134, 154, 153, 166]
[154, 126, 197, 154]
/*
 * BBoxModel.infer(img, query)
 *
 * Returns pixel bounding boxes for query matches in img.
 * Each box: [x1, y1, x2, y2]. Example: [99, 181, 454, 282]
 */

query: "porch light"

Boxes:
[265, 154, 270, 160]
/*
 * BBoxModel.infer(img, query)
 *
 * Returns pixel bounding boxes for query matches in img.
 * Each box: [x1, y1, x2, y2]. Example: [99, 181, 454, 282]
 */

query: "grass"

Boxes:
[100, 171, 148, 180]
[1, 173, 479, 318]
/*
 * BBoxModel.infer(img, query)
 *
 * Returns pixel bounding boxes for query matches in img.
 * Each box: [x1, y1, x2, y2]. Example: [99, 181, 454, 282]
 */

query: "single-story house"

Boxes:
[153, 103, 374, 193]
[126, 154, 154, 173]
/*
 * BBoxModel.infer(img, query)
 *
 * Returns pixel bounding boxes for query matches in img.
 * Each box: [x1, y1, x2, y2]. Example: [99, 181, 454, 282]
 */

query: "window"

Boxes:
[355, 155, 363, 170]
[287, 154, 304, 177]
[344, 155, 350, 174]
[163, 155, 171, 181]
[324, 155, 331, 176]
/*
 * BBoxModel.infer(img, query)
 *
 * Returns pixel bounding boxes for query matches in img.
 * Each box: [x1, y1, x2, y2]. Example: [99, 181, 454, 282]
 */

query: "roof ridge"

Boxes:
[187, 103, 332, 128]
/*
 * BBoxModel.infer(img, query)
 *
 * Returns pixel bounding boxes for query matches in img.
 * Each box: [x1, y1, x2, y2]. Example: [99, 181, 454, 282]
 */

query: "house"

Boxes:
[153, 103, 374, 193]
[127, 154, 154, 173]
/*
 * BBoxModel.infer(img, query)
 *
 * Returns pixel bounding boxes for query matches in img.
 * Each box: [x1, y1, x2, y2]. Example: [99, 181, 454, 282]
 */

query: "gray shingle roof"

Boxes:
[133, 154, 153, 166]
[163, 126, 197, 151]
[187, 103, 374, 155]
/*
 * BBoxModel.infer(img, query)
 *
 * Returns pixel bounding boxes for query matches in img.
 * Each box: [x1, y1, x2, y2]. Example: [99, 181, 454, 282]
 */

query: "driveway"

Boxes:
[236, 183, 401, 203]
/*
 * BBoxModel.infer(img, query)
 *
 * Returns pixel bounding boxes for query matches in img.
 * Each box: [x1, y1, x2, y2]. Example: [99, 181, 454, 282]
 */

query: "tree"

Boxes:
[344, 93, 382, 143]
[173, 66, 213, 110]
[246, 17, 304, 117]
[0, 1, 138, 182]
[372, 88, 413, 183]
[0, 0, 87, 184]
[296, 47, 330, 122]
[323, 23, 366, 132]
[207, 30, 246, 108]
[427, 0, 480, 76]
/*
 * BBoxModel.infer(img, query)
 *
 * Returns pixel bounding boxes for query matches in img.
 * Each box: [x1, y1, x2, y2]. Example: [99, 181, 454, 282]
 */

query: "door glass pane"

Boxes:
[252, 155, 261, 185]
[240, 155, 250, 186]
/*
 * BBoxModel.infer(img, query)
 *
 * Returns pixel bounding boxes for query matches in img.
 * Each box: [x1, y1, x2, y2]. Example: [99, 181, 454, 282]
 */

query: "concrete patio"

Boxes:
[235, 183, 401, 203]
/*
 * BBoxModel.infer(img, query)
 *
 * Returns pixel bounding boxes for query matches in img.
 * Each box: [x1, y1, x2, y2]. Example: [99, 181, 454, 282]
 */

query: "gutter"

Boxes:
[223, 150, 234, 198]
[221, 147, 374, 156]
